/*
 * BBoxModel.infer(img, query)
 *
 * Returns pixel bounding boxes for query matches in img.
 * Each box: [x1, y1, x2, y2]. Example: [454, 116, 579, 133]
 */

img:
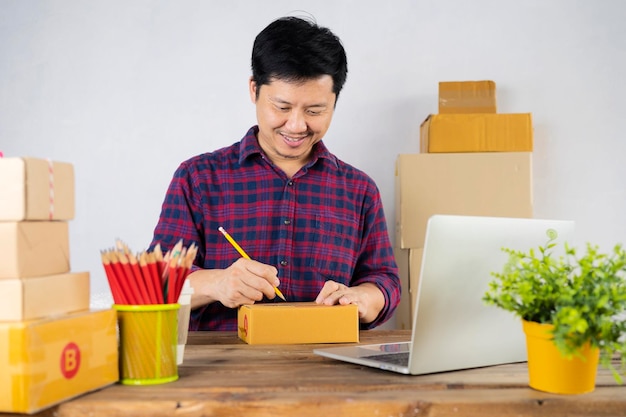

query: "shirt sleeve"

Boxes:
[352, 184, 401, 329]
[150, 161, 205, 257]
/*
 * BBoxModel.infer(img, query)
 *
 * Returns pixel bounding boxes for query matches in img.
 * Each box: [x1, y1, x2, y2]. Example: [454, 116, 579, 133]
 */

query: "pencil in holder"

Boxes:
[114, 303, 180, 385]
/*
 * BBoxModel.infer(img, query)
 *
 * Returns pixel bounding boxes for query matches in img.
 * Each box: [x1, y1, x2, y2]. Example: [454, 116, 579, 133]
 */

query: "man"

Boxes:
[151, 16, 400, 331]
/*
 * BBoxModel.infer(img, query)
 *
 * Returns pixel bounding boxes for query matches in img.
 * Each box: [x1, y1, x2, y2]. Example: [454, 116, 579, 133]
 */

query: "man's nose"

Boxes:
[285, 110, 307, 132]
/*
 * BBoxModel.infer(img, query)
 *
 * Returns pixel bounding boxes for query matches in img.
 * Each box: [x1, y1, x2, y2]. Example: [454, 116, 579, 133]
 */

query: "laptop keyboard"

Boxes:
[365, 351, 410, 367]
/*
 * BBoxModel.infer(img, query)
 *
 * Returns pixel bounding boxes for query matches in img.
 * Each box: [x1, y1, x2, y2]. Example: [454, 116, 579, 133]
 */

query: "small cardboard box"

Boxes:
[395, 152, 533, 249]
[420, 113, 533, 153]
[0, 309, 119, 414]
[238, 302, 359, 344]
[0, 271, 90, 321]
[0, 157, 75, 221]
[438, 80, 496, 114]
[0, 221, 70, 279]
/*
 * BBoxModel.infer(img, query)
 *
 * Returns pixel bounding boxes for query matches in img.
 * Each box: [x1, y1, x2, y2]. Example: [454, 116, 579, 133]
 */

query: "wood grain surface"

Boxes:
[7, 330, 625, 417]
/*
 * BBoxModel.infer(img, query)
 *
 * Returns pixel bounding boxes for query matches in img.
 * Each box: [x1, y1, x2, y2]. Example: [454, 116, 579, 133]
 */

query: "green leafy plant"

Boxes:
[483, 238, 626, 383]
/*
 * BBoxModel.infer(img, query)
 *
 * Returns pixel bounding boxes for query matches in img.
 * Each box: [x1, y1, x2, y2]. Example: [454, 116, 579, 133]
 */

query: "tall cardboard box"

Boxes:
[0, 309, 119, 414]
[0, 157, 75, 221]
[393, 247, 424, 330]
[0, 221, 70, 279]
[0, 272, 90, 321]
[393, 247, 410, 330]
[394, 152, 533, 249]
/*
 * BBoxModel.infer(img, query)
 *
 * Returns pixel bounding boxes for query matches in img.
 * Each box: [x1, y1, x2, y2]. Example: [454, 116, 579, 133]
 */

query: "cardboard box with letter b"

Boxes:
[0, 309, 119, 414]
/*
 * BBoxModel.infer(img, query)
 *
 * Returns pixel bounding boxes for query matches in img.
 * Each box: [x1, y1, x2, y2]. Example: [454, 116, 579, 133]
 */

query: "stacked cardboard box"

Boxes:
[0, 157, 118, 414]
[421, 80, 533, 153]
[394, 81, 534, 329]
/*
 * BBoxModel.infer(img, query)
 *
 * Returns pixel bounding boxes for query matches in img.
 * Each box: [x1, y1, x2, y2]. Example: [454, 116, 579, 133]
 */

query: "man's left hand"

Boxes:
[314, 281, 384, 324]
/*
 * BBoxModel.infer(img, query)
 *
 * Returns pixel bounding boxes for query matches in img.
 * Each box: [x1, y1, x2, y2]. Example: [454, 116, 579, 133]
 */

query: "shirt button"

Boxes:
[280, 260, 288, 266]
[287, 180, 294, 186]
[284, 219, 291, 225]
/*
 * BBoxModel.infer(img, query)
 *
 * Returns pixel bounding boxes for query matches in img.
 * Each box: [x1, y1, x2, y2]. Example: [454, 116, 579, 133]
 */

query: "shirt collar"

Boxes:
[238, 126, 339, 169]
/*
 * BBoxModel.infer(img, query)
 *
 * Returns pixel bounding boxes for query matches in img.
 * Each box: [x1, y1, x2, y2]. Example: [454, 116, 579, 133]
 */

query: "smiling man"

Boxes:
[151, 16, 401, 331]
[251, 76, 334, 178]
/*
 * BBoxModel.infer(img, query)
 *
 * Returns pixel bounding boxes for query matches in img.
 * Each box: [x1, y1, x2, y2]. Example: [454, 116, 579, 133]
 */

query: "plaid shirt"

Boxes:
[151, 126, 401, 331]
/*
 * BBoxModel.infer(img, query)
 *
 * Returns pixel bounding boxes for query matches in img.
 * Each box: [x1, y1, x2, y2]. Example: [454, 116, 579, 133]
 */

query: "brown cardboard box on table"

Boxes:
[238, 302, 359, 344]
[394, 151, 533, 327]
[0, 272, 90, 321]
[0, 221, 70, 279]
[394, 152, 533, 249]
[0, 309, 119, 414]
[0, 157, 75, 221]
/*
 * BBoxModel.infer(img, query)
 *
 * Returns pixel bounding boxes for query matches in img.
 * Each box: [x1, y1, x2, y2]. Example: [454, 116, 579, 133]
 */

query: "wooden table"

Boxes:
[8, 330, 626, 417]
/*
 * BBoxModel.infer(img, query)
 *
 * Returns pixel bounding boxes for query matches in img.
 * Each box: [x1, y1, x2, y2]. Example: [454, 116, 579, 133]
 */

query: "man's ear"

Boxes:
[249, 77, 257, 103]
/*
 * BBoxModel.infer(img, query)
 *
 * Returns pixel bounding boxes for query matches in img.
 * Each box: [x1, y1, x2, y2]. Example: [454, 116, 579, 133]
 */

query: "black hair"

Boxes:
[251, 16, 348, 101]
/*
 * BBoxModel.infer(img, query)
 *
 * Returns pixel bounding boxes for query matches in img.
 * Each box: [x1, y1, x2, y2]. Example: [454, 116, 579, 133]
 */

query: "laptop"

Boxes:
[314, 214, 575, 375]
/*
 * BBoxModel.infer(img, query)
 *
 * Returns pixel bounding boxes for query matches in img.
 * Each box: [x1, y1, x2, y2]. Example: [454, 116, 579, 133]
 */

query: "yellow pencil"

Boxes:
[218, 226, 286, 301]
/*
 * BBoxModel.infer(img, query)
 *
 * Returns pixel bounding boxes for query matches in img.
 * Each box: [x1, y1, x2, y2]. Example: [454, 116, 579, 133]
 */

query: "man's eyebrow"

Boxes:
[270, 96, 290, 104]
[307, 103, 328, 108]
[269, 96, 328, 108]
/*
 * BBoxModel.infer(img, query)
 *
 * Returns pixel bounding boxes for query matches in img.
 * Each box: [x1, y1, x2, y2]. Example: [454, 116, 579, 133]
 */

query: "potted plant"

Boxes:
[483, 237, 626, 394]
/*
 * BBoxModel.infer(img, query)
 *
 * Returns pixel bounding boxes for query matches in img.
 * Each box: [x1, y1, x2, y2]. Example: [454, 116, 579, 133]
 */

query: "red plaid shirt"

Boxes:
[151, 126, 400, 330]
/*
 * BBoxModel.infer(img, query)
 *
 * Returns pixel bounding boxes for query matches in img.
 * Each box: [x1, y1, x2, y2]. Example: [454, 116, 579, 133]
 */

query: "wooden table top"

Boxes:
[11, 330, 626, 417]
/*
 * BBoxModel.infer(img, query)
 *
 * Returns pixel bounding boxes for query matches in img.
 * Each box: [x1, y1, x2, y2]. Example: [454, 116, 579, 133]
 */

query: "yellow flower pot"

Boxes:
[522, 319, 599, 394]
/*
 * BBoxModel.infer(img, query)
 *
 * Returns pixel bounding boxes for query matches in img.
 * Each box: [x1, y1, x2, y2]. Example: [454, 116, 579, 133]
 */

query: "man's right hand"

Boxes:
[187, 258, 280, 309]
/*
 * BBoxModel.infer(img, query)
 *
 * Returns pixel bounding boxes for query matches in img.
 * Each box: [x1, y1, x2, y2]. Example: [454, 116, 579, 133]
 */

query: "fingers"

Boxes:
[316, 280, 361, 312]
[218, 258, 280, 308]
[242, 259, 280, 288]
[315, 280, 347, 304]
[316, 281, 383, 322]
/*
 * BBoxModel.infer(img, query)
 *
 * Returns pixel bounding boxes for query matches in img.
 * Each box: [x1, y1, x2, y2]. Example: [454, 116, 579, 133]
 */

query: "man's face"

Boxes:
[249, 75, 336, 170]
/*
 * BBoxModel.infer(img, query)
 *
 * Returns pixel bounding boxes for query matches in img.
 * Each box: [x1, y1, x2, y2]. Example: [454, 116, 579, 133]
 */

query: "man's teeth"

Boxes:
[284, 135, 305, 142]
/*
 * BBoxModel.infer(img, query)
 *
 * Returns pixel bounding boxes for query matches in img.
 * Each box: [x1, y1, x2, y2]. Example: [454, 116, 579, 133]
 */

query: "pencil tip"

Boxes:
[275, 288, 286, 301]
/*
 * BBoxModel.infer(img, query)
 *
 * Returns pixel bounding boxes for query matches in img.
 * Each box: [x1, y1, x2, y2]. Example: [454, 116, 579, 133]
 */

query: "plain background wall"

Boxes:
[2, 1, 626, 326]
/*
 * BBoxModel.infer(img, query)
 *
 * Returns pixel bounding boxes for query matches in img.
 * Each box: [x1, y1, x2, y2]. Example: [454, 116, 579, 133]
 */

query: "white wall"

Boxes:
[2, 1, 626, 314]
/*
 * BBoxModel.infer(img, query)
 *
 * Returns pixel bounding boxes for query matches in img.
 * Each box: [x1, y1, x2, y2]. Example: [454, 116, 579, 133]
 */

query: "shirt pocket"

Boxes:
[307, 213, 359, 280]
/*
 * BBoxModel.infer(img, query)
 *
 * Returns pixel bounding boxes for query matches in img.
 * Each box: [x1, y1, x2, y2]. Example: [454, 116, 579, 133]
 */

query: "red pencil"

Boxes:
[101, 240, 198, 305]
[130, 252, 157, 304]
[146, 252, 164, 303]
[109, 252, 141, 304]
[139, 251, 161, 304]
[170, 246, 187, 303]
[119, 252, 152, 304]
[173, 243, 197, 301]
[100, 251, 127, 304]
[105, 250, 138, 304]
